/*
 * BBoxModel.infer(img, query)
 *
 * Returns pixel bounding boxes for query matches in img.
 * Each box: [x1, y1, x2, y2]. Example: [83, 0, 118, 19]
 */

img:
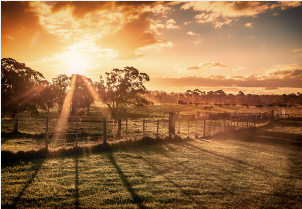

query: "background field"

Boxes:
[2, 119, 302, 208]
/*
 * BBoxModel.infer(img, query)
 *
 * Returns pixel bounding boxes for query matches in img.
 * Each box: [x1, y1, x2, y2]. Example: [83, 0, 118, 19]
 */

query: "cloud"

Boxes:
[51, 1, 173, 18]
[232, 66, 246, 72]
[186, 62, 228, 70]
[149, 63, 302, 89]
[28, 2, 173, 61]
[97, 14, 170, 60]
[293, 48, 302, 56]
[194, 39, 202, 46]
[181, 1, 301, 28]
[165, 19, 180, 29]
[1, 2, 66, 61]
[186, 31, 199, 36]
[184, 21, 193, 25]
[244, 22, 254, 28]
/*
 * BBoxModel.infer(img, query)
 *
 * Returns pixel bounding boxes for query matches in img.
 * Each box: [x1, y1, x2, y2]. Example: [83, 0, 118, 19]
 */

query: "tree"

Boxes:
[1, 58, 46, 117]
[94, 67, 150, 118]
[71, 75, 94, 115]
[52, 74, 70, 113]
[38, 82, 56, 113]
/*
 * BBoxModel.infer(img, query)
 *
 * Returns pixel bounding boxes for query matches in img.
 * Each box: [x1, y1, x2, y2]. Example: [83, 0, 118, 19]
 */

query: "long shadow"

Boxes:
[74, 156, 80, 209]
[137, 154, 204, 204]
[8, 159, 45, 208]
[182, 140, 292, 179]
[214, 126, 302, 148]
[143, 146, 235, 194]
[107, 152, 146, 209]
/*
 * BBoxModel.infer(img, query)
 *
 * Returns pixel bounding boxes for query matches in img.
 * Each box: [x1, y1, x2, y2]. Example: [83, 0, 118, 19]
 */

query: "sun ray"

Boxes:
[52, 74, 77, 145]
[3, 85, 46, 108]
[81, 75, 102, 104]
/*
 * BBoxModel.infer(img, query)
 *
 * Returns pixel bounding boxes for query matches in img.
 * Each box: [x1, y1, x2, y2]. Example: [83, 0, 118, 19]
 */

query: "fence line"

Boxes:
[3, 110, 302, 151]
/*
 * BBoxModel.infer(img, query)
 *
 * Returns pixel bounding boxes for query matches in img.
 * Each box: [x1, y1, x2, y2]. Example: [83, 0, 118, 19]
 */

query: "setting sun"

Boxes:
[66, 53, 88, 75]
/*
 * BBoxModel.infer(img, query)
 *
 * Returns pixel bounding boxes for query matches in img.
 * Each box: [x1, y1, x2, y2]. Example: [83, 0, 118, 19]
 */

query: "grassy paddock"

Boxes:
[1, 119, 302, 208]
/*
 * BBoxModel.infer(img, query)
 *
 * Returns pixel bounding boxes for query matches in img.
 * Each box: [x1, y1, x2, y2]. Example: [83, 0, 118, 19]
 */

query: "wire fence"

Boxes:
[2, 110, 302, 151]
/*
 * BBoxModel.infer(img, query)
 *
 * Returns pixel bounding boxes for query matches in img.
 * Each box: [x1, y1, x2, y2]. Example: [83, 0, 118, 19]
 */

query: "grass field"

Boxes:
[2, 119, 302, 208]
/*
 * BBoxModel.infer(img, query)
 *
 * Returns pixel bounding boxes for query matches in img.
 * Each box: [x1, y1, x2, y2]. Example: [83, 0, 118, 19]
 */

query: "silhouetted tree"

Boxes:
[94, 67, 150, 118]
[1, 58, 46, 118]
[71, 75, 94, 115]
[52, 74, 70, 113]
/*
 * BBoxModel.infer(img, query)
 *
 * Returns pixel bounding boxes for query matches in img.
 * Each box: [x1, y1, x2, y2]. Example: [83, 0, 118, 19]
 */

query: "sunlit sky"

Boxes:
[2, 1, 302, 94]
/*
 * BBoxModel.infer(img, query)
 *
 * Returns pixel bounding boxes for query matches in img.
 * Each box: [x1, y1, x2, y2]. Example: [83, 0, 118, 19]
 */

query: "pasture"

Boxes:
[1, 118, 302, 208]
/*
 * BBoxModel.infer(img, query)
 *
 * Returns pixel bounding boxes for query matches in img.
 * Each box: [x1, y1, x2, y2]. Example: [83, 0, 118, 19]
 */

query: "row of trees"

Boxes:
[1, 58, 150, 119]
[2, 58, 301, 120]
[149, 89, 302, 106]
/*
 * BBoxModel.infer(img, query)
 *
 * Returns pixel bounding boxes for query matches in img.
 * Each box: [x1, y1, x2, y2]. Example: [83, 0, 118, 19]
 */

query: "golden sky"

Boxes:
[2, 1, 302, 94]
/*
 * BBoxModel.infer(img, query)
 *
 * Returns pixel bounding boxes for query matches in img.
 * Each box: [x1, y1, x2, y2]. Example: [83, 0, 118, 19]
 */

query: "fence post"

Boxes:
[203, 119, 206, 138]
[45, 116, 48, 151]
[76, 117, 79, 148]
[125, 119, 128, 140]
[169, 112, 176, 138]
[117, 118, 121, 137]
[103, 117, 107, 144]
[13, 117, 19, 133]
[247, 122, 249, 128]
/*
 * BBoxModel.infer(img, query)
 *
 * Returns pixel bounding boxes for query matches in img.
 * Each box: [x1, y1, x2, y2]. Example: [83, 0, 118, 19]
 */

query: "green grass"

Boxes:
[2, 119, 302, 208]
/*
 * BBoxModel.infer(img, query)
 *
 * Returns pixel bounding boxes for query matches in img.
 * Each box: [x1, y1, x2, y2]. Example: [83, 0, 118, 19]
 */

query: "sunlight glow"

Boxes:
[66, 53, 88, 75]
[53, 74, 77, 144]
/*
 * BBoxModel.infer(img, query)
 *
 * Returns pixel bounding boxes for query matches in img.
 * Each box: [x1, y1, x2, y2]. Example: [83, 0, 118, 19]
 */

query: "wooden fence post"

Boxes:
[45, 116, 48, 151]
[103, 117, 107, 144]
[13, 117, 19, 133]
[169, 112, 176, 138]
[76, 117, 79, 148]
[118, 118, 121, 137]
[178, 119, 180, 134]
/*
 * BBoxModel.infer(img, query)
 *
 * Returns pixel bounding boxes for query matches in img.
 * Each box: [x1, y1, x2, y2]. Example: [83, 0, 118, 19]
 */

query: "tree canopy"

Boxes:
[1, 58, 47, 117]
[94, 67, 150, 118]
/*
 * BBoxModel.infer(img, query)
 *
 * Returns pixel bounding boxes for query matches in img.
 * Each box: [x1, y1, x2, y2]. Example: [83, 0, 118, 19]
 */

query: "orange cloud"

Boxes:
[181, 1, 301, 28]
[28, 2, 173, 61]
[244, 22, 254, 28]
[165, 19, 180, 29]
[1, 2, 66, 61]
[98, 14, 170, 60]
[149, 64, 302, 89]
[186, 62, 228, 70]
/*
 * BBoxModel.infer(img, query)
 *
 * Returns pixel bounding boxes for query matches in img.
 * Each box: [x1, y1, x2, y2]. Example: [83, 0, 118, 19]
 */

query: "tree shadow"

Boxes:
[139, 147, 234, 196]
[8, 159, 45, 208]
[107, 152, 146, 209]
[136, 154, 204, 204]
[181, 140, 292, 179]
